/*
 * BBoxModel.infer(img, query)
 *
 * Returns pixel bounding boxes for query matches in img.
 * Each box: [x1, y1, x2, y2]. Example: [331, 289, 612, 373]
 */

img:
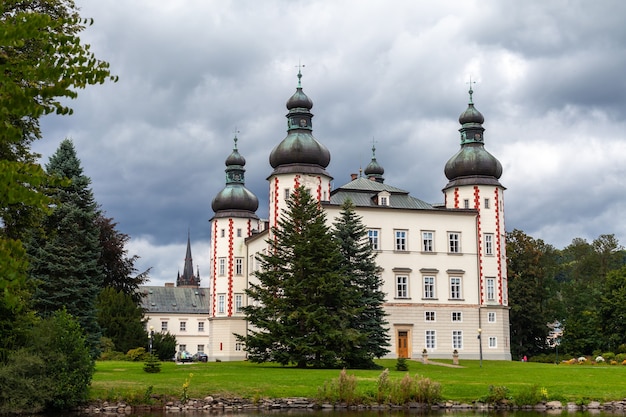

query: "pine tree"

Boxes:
[239, 186, 357, 368]
[333, 200, 390, 368]
[27, 139, 104, 356]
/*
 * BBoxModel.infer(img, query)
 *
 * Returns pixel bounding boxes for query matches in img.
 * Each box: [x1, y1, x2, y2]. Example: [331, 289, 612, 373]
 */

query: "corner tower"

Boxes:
[443, 86, 508, 313]
[209, 135, 260, 360]
[268, 70, 332, 229]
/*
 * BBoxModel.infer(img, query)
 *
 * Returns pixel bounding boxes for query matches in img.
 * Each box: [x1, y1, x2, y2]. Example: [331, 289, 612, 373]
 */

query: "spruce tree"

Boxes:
[96, 287, 147, 354]
[239, 186, 357, 368]
[27, 139, 104, 356]
[333, 200, 390, 368]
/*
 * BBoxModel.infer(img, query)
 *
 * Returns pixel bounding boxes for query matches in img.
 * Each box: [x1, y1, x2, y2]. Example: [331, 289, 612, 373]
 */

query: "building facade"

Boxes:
[208, 72, 511, 361]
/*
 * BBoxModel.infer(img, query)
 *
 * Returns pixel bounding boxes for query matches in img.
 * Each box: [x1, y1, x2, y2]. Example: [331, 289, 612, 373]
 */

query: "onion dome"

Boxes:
[364, 143, 385, 183]
[444, 86, 503, 188]
[269, 69, 331, 176]
[211, 136, 259, 219]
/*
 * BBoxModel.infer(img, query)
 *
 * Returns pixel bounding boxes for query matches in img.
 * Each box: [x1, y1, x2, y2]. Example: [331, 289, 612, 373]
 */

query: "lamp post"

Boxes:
[148, 325, 154, 355]
[477, 328, 483, 368]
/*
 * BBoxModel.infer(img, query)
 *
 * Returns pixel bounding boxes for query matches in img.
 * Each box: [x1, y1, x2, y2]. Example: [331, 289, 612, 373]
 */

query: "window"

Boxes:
[450, 277, 462, 299]
[235, 257, 243, 275]
[486, 277, 495, 301]
[218, 258, 226, 276]
[396, 276, 408, 298]
[425, 311, 435, 321]
[198, 322, 205, 332]
[448, 232, 460, 253]
[179, 344, 186, 352]
[453, 330, 463, 349]
[395, 230, 408, 251]
[237, 228, 242, 237]
[485, 233, 494, 255]
[368, 229, 380, 250]
[484, 198, 490, 209]
[284, 188, 290, 200]
[235, 294, 243, 313]
[235, 342, 243, 351]
[423, 276, 435, 299]
[180, 321, 186, 332]
[488, 312, 496, 323]
[452, 311, 462, 322]
[218, 294, 225, 314]
[489, 337, 497, 348]
[380, 196, 388, 206]
[425, 330, 436, 349]
[197, 344, 205, 353]
[220, 229, 225, 238]
[463, 199, 470, 209]
[422, 231, 434, 252]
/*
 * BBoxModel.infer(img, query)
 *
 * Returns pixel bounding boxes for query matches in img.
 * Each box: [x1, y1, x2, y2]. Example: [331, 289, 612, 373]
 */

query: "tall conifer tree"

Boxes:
[239, 186, 358, 368]
[27, 139, 103, 355]
[333, 200, 389, 368]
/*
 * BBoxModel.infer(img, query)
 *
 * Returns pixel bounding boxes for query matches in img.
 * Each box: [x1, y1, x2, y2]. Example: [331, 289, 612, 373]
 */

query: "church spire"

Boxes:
[177, 231, 200, 287]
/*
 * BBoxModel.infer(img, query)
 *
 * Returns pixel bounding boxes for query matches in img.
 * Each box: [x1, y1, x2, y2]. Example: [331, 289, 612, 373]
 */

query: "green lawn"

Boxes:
[92, 359, 626, 404]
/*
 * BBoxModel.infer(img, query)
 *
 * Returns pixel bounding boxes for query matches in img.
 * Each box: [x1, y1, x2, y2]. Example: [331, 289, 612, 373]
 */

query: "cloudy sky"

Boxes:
[37, 0, 626, 286]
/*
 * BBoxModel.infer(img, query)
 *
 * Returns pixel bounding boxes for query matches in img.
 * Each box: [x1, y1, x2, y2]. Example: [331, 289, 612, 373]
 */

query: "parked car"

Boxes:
[177, 350, 193, 363]
[193, 352, 208, 362]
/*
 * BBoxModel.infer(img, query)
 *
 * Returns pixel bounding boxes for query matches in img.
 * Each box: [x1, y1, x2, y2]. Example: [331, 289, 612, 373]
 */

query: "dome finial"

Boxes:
[295, 61, 305, 88]
[233, 128, 240, 150]
[467, 76, 476, 104]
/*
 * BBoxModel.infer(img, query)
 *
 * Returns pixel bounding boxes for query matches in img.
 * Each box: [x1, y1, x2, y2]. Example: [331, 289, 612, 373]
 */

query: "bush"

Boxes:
[482, 385, 510, 404]
[143, 354, 161, 373]
[126, 347, 148, 361]
[395, 357, 409, 371]
[0, 310, 94, 413]
[514, 384, 549, 406]
[152, 332, 177, 361]
[316, 368, 358, 405]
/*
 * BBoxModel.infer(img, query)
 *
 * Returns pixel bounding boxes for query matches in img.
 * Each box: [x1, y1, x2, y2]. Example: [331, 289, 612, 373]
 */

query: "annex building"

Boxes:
[207, 71, 511, 362]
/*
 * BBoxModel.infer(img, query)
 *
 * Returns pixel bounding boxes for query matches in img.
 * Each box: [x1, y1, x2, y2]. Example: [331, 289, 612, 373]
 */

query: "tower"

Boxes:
[176, 231, 200, 287]
[443, 86, 509, 348]
[364, 144, 385, 183]
[267, 69, 332, 229]
[209, 135, 260, 360]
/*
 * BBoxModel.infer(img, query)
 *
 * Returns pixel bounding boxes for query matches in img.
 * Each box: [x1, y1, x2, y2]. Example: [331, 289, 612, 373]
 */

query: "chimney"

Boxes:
[350, 173, 358, 181]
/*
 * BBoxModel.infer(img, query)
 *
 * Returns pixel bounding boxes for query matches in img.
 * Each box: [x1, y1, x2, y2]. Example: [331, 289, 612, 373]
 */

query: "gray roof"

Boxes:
[139, 286, 209, 314]
[329, 177, 433, 210]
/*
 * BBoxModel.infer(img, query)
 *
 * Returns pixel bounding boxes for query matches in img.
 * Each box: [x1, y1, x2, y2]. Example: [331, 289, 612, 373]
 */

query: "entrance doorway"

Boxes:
[397, 331, 409, 358]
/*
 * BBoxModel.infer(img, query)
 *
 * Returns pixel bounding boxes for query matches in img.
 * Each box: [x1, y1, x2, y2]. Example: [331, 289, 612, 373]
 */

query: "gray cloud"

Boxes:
[36, 0, 626, 285]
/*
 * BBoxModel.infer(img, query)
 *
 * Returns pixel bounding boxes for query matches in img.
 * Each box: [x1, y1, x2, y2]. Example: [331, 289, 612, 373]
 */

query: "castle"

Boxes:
[143, 71, 511, 362]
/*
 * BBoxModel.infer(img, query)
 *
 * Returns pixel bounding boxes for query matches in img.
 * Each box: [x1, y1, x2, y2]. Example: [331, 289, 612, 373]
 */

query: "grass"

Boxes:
[91, 359, 626, 404]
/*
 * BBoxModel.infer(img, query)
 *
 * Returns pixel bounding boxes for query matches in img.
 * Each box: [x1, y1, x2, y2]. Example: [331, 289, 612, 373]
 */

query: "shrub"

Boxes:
[143, 354, 161, 373]
[602, 352, 616, 361]
[514, 385, 549, 406]
[376, 368, 390, 403]
[126, 347, 148, 361]
[395, 357, 409, 371]
[0, 310, 95, 413]
[152, 332, 177, 361]
[386, 373, 442, 405]
[482, 385, 510, 404]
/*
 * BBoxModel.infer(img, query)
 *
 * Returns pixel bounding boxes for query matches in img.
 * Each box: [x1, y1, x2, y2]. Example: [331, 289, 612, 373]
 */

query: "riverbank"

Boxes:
[79, 396, 626, 414]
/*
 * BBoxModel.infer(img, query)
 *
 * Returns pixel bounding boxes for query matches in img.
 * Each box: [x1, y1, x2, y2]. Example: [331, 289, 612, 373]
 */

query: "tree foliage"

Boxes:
[27, 139, 104, 356]
[0, 309, 93, 413]
[96, 214, 150, 302]
[239, 186, 358, 368]
[152, 332, 177, 361]
[333, 200, 389, 368]
[96, 287, 147, 354]
[0, 0, 115, 365]
[506, 229, 559, 358]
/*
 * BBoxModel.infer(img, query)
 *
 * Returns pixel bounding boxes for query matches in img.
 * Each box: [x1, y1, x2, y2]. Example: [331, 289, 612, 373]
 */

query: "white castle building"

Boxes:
[207, 71, 511, 362]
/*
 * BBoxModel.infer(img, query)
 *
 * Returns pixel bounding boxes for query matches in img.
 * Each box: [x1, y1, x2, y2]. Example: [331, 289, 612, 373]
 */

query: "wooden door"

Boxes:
[397, 331, 409, 358]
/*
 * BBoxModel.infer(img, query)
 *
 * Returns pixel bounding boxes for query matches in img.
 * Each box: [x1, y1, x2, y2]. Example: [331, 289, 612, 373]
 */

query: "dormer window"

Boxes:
[377, 191, 391, 206]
